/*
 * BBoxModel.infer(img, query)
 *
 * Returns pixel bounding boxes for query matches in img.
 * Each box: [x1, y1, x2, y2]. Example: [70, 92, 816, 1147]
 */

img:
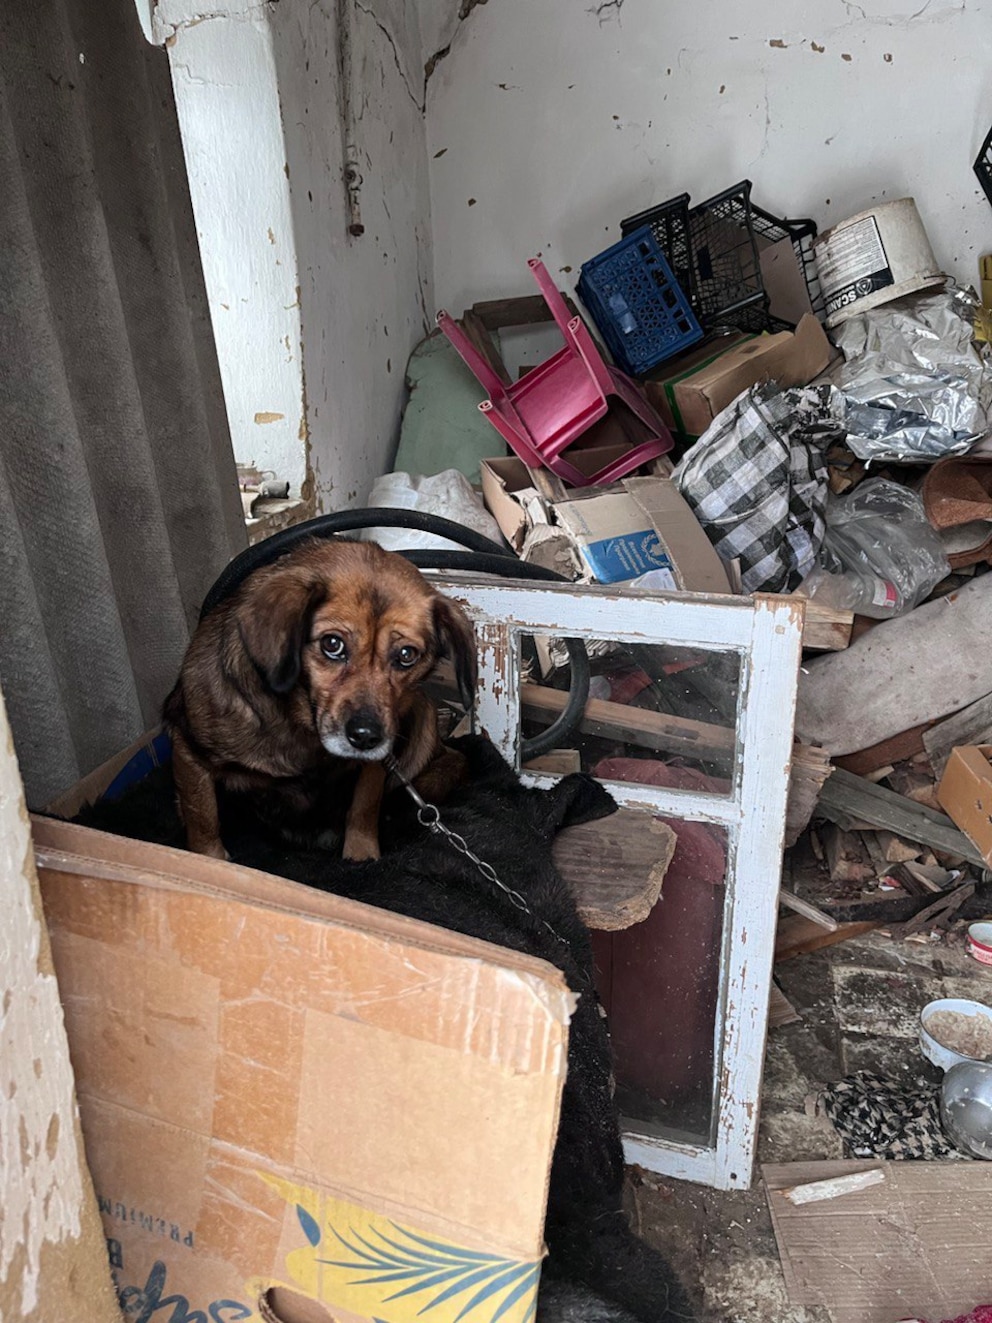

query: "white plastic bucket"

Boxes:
[813, 197, 945, 328]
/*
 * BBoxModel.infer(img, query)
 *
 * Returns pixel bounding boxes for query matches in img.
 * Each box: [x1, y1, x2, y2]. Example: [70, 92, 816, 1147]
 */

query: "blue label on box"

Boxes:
[580, 530, 673, 583]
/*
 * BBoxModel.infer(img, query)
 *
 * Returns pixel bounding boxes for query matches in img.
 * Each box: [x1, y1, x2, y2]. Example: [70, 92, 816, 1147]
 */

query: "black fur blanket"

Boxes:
[73, 735, 696, 1323]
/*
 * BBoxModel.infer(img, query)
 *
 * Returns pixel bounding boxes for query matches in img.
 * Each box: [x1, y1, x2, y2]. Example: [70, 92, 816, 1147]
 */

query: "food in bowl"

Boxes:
[925, 1009, 992, 1061]
[919, 997, 992, 1072]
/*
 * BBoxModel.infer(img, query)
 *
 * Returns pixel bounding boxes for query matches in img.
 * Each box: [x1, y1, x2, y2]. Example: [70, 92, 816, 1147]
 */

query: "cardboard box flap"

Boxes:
[34, 815, 574, 1318]
[689, 314, 832, 410]
[622, 476, 732, 595]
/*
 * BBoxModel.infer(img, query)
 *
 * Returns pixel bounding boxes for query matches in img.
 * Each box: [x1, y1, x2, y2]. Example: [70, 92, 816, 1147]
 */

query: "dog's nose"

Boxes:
[345, 711, 384, 752]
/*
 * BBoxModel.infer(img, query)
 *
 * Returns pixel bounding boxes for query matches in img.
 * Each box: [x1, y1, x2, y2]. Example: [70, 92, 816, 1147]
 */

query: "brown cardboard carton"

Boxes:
[32, 814, 572, 1323]
[642, 332, 751, 433]
[936, 744, 992, 866]
[551, 476, 731, 594]
[644, 315, 833, 440]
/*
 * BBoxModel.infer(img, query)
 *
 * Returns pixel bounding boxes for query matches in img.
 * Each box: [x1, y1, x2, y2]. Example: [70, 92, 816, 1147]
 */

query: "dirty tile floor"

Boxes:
[624, 851, 992, 1323]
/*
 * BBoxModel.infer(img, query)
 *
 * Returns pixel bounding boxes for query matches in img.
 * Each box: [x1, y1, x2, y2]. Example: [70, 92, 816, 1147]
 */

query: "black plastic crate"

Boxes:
[975, 122, 992, 210]
[621, 180, 822, 333]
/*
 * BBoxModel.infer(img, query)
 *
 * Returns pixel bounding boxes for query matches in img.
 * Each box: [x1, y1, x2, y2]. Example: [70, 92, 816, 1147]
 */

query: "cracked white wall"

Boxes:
[145, 0, 432, 506]
[423, 0, 992, 314]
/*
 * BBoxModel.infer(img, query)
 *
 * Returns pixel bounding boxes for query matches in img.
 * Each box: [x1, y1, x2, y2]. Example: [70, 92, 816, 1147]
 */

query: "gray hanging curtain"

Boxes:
[0, 0, 246, 808]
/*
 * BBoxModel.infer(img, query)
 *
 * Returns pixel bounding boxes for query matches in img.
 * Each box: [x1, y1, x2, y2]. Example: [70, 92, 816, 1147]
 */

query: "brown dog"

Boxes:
[162, 538, 477, 861]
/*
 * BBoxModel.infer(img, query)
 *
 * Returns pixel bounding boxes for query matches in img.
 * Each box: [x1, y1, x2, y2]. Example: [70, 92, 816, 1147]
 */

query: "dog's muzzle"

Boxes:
[320, 709, 392, 762]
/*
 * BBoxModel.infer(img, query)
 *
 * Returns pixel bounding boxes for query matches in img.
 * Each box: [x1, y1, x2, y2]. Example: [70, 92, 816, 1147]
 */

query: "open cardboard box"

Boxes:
[936, 743, 992, 867]
[481, 455, 731, 596]
[643, 314, 834, 442]
[33, 754, 573, 1323]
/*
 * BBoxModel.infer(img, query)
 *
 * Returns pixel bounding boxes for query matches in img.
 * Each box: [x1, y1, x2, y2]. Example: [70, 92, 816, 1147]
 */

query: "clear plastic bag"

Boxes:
[798, 478, 950, 618]
[360, 469, 505, 552]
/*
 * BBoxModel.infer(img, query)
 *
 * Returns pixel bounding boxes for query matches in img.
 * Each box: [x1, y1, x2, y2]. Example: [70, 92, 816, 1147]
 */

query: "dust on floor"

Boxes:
[624, 922, 992, 1322]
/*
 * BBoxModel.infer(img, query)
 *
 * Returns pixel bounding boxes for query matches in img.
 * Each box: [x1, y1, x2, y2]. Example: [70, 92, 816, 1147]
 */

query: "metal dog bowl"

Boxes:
[940, 1060, 992, 1160]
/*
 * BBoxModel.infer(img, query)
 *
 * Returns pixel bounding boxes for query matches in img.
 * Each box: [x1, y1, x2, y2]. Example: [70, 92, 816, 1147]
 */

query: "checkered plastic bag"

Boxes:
[672, 383, 844, 594]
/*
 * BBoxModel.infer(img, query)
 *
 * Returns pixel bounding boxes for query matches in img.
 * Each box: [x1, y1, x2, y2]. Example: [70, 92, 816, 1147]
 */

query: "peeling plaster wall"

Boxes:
[423, 0, 992, 314]
[270, 0, 434, 508]
[0, 687, 120, 1323]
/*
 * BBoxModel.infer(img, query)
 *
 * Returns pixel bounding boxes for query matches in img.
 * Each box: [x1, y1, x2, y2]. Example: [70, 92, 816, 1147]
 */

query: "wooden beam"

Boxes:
[520, 682, 735, 762]
[775, 915, 880, 962]
[832, 722, 932, 777]
[923, 692, 992, 777]
[815, 766, 987, 869]
[798, 599, 854, 652]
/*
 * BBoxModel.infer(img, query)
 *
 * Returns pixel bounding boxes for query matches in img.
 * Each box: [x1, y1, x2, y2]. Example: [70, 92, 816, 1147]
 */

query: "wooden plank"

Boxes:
[471, 292, 580, 330]
[822, 823, 874, 885]
[774, 915, 879, 962]
[923, 691, 992, 777]
[460, 308, 511, 385]
[888, 881, 975, 938]
[521, 682, 735, 761]
[553, 808, 676, 931]
[816, 766, 987, 869]
[832, 721, 932, 777]
[778, 890, 838, 932]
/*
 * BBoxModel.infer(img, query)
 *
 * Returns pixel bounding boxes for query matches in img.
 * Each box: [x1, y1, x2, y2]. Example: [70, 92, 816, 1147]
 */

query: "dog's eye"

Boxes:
[320, 633, 347, 661]
[395, 645, 420, 668]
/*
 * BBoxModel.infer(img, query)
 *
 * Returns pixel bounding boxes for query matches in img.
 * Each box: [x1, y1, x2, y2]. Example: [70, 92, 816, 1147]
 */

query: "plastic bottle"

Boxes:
[797, 564, 900, 616]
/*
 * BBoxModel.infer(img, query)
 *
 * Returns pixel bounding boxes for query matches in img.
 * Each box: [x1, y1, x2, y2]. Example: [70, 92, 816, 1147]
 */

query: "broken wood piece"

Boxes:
[821, 823, 875, 885]
[460, 308, 511, 386]
[523, 749, 582, 775]
[882, 862, 935, 898]
[816, 767, 987, 869]
[859, 830, 888, 876]
[888, 881, 976, 939]
[778, 890, 839, 932]
[797, 599, 854, 652]
[901, 859, 955, 891]
[775, 915, 880, 962]
[779, 1169, 886, 1206]
[768, 980, 801, 1029]
[876, 829, 923, 864]
[784, 742, 833, 847]
[884, 762, 942, 811]
[553, 808, 676, 931]
[520, 682, 735, 762]
[471, 291, 580, 330]
[923, 690, 992, 778]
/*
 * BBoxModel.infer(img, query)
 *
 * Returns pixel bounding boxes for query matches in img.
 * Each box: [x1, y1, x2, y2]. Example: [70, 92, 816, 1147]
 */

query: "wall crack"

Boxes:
[353, 0, 423, 112]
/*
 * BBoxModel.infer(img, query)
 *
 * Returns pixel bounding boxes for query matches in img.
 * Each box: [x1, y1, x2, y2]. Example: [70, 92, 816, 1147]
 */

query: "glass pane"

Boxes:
[591, 818, 729, 1146]
[518, 633, 742, 790]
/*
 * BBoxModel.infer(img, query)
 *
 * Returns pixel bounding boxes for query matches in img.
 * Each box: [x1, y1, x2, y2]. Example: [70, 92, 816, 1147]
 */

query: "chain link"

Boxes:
[385, 756, 571, 950]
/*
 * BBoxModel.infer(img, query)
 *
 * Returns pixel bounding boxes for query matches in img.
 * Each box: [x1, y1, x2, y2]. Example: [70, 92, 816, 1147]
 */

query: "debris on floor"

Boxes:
[329, 174, 992, 1320]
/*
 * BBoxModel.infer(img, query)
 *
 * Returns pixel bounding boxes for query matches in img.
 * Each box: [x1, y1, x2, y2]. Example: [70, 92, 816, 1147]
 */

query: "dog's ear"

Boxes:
[433, 594, 477, 711]
[237, 576, 325, 695]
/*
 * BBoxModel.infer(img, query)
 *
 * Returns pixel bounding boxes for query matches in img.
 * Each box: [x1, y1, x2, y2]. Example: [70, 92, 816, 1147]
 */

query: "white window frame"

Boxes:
[430, 575, 804, 1191]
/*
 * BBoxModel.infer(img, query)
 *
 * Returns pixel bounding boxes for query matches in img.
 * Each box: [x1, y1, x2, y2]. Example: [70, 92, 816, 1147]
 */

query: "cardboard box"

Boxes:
[936, 744, 992, 865]
[480, 445, 633, 551]
[642, 332, 751, 433]
[32, 812, 572, 1323]
[644, 314, 834, 440]
[554, 476, 731, 594]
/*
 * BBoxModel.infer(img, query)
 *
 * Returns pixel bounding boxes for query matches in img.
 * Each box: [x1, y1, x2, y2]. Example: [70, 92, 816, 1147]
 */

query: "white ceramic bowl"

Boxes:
[919, 997, 992, 1072]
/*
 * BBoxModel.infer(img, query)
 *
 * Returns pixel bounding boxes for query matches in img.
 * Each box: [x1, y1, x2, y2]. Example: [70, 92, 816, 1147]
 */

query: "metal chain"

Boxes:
[384, 756, 572, 951]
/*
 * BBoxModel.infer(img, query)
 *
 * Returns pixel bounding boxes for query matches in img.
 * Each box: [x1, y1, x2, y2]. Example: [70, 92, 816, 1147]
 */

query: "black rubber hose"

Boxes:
[199, 509, 589, 761]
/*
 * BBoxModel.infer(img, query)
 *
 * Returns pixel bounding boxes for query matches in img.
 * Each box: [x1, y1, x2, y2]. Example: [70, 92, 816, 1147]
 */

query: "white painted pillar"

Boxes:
[145, 0, 309, 497]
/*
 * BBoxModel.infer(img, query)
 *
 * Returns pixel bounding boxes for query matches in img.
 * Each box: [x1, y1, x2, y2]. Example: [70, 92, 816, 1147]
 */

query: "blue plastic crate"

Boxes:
[577, 226, 704, 375]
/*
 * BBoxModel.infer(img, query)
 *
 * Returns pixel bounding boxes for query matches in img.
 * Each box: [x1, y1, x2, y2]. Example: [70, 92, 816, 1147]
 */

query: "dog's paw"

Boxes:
[342, 840, 381, 862]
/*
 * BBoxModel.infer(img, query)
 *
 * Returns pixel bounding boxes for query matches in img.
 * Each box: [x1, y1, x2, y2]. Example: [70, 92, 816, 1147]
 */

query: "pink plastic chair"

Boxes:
[436, 258, 673, 488]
